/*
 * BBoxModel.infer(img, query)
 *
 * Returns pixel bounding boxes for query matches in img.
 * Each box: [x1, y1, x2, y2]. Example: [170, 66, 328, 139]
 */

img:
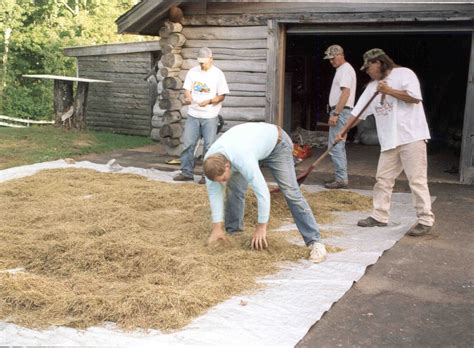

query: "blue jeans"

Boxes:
[180, 115, 218, 178]
[224, 130, 321, 246]
[328, 108, 350, 183]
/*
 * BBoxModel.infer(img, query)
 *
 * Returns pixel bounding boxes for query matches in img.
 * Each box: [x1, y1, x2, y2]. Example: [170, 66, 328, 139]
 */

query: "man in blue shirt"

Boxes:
[203, 122, 327, 263]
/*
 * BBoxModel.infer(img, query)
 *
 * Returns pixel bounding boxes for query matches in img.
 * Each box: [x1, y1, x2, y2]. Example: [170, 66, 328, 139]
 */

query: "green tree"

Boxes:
[0, 0, 145, 120]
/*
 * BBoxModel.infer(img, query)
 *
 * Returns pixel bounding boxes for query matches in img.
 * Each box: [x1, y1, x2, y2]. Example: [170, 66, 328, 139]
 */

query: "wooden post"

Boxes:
[53, 80, 74, 126]
[460, 31, 474, 184]
[72, 82, 89, 130]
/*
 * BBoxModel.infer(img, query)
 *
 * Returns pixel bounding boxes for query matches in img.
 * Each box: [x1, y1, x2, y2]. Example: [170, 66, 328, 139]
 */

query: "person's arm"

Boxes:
[208, 221, 229, 245]
[198, 94, 225, 107]
[238, 160, 270, 250]
[329, 87, 350, 126]
[183, 89, 193, 105]
[377, 80, 420, 104]
[206, 180, 227, 244]
[334, 85, 376, 143]
[334, 115, 363, 143]
[252, 223, 268, 250]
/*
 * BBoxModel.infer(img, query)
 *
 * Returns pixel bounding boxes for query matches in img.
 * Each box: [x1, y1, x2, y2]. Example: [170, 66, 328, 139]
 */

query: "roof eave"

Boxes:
[116, 0, 182, 35]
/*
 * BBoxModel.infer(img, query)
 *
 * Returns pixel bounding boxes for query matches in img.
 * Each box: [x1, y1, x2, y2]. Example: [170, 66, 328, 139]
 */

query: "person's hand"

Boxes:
[335, 132, 347, 143]
[198, 99, 212, 107]
[377, 80, 391, 94]
[328, 115, 339, 127]
[207, 222, 229, 245]
[251, 223, 268, 251]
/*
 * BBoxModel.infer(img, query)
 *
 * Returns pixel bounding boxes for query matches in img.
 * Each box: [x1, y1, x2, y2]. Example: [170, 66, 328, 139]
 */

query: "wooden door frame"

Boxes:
[460, 31, 474, 184]
[267, 20, 474, 184]
[266, 20, 286, 126]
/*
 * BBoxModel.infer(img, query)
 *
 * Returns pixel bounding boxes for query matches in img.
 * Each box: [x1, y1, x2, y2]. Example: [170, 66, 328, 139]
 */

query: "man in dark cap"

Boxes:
[323, 44, 357, 189]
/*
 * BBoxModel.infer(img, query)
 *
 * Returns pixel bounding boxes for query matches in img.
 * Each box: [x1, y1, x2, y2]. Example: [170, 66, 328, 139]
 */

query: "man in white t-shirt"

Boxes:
[336, 48, 435, 236]
[323, 44, 357, 189]
[173, 47, 229, 184]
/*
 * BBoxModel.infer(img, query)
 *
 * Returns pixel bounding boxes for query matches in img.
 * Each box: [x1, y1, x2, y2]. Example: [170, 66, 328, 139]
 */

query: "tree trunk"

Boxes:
[166, 33, 186, 47]
[161, 89, 181, 99]
[181, 59, 266, 72]
[159, 67, 181, 78]
[219, 107, 265, 121]
[53, 80, 74, 126]
[159, 98, 182, 111]
[163, 137, 181, 147]
[162, 76, 183, 89]
[0, 28, 12, 108]
[183, 39, 267, 50]
[72, 82, 89, 130]
[161, 53, 183, 68]
[163, 110, 182, 124]
[182, 26, 267, 40]
[160, 123, 183, 139]
[161, 43, 182, 55]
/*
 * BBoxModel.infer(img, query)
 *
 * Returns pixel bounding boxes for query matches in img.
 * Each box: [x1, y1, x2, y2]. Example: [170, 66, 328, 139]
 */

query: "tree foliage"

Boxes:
[0, 0, 146, 119]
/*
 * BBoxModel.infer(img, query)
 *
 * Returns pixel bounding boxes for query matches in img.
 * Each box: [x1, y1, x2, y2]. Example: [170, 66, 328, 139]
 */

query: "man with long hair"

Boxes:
[337, 48, 435, 236]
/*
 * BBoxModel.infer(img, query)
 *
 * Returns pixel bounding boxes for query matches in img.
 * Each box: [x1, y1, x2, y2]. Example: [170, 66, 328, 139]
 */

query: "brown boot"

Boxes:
[173, 173, 193, 182]
[357, 216, 387, 227]
[407, 223, 432, 236]
[324, 180, 348, 189]
[198, 176, 206, 185]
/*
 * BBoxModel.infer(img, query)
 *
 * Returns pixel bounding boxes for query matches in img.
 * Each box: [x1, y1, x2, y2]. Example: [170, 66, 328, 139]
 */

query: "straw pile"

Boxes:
[0, 168, 371, 331]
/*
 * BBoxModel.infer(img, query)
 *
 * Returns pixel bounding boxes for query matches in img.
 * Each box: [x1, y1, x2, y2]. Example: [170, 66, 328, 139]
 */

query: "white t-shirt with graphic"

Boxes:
[352, 67, 431, 152]
[329, 62, 357, 108]
[183, 65, 229, 119]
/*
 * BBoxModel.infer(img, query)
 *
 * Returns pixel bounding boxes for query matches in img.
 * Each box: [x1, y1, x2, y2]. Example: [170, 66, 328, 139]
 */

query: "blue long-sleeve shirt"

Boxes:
[204, 122, 279, 224]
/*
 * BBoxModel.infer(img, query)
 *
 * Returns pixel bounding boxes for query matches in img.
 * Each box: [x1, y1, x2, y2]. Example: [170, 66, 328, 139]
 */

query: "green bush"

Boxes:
[0, 0, 146, 120]
[2, 82, 53, 120]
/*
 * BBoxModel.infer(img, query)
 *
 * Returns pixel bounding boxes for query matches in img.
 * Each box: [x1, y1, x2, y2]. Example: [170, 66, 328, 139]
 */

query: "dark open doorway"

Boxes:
[285, 31, 471, 182]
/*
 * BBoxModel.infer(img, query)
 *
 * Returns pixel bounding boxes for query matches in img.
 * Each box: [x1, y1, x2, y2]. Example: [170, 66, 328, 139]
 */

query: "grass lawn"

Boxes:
[0, 126, 154, 170]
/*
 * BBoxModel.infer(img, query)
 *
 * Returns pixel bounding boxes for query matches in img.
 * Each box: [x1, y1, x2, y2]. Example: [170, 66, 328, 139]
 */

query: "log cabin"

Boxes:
[64, 41, 161, 136]
[74, 1, 474, 183]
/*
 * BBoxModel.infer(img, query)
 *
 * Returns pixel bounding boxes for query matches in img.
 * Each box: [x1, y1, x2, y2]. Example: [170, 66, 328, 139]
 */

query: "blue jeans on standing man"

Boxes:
[224, 129, 321, 246]
[328, 108, 351, 183]
[180, 115, 218, 178]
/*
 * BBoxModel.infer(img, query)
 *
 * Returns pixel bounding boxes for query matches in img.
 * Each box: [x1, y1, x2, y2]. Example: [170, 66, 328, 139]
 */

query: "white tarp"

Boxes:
[0, 160, 422, 347]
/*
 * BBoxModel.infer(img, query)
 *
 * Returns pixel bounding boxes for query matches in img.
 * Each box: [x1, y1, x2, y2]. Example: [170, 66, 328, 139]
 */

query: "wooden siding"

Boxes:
[153, 23, 268, 155]
[77, 52, 155, 136]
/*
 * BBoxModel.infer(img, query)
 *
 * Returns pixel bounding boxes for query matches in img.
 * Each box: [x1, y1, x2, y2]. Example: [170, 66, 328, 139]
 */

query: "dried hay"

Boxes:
[0, 168, 371, 331]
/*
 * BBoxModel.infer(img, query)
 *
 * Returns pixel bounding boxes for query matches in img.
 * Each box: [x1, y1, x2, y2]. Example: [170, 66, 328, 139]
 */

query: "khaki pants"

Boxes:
[371, 140, 435, 226]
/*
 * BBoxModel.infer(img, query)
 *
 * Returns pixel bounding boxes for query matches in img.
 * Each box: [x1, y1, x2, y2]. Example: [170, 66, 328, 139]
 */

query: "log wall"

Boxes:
[153, 21, 268, 155]
[77, 52, 156, 136]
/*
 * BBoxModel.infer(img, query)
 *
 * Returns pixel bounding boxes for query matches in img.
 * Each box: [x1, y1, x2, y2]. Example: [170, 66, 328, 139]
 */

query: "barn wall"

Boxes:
[77, 52, 156, 136]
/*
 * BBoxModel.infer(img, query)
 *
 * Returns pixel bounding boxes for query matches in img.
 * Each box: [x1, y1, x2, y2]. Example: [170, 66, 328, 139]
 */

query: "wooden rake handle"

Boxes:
[271, 91, 380, 193]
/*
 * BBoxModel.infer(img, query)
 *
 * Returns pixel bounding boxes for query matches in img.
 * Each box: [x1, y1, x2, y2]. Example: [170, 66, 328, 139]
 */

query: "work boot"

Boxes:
[198, 175, 206, 185]
[173, 173, 194, 182]
[407, 223, 432, 237]
[357, 216, 387, 227]
[309, 242, 327, 263]
[324, 180, 348, 189]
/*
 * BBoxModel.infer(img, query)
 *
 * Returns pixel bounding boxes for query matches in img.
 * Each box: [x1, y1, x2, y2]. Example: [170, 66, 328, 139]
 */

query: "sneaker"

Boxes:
[407, 223, 432, 237]
[309, 242, 327, 263]
[198, 176, 206, 185]
[357, 216, 387, 227]
[324, 180, 348, 189]
[173, 173, 194, 182]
